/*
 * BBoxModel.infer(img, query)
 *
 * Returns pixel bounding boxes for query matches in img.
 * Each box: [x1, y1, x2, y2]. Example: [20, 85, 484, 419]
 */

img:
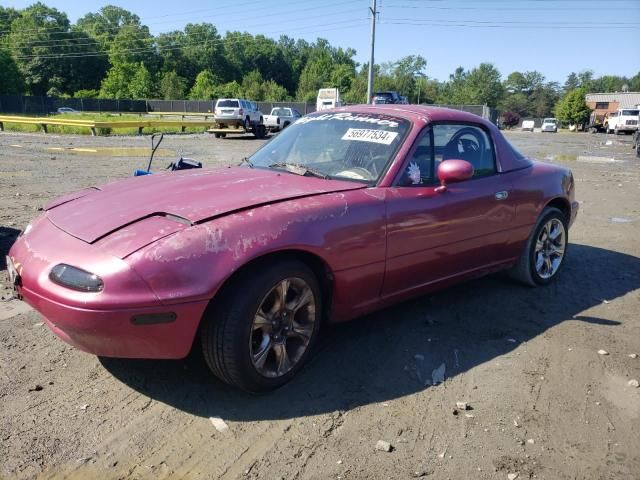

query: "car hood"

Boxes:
[45, 166, 364, 249]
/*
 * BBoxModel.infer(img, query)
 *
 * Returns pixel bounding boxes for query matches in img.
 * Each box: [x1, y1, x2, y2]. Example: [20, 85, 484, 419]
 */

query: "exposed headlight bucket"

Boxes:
[49, 264, 104, 292]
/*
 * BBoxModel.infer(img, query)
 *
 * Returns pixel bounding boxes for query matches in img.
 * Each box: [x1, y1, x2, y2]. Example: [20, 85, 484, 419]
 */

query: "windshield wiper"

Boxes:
[239, 157, 254, 168]
[268, 162, 329, 179]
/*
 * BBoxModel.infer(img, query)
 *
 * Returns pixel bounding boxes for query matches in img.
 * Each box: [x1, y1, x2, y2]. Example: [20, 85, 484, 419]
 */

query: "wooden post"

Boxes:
[138, 126, 143, 135]
[41, 123, 48, 133]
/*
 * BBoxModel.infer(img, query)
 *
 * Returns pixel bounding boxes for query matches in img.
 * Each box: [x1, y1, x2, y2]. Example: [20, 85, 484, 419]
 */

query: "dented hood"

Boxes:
[46, 166, 363, 245]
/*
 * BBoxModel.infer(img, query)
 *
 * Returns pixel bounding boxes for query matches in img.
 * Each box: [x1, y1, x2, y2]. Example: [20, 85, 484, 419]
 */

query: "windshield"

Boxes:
[249, 111, 410, 183]
[543, 118, 556, 123]
[622, 109, 639, 116]
[218, 100, 239, 108]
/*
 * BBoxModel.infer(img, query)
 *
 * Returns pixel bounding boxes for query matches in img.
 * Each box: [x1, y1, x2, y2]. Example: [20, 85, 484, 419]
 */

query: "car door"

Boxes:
[382, 123, 516, 298]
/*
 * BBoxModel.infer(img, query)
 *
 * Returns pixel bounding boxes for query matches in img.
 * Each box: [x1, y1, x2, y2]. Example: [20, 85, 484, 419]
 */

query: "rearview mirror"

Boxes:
[436, 159, 474, 192]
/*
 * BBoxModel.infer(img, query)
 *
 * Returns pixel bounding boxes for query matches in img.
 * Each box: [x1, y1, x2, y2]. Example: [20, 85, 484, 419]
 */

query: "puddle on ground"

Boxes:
[47, 147, 176, 157]
[545, 154, 617, 163]
[611, 217, 633, 224]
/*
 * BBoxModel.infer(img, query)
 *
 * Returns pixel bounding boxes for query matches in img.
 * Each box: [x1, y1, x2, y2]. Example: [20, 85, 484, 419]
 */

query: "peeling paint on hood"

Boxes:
[46, 166, 364, 243]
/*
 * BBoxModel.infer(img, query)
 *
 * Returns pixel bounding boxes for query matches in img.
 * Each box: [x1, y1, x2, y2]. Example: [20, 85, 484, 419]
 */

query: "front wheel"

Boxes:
[200, 260, 322, 392]
[509, 207, 568, 286]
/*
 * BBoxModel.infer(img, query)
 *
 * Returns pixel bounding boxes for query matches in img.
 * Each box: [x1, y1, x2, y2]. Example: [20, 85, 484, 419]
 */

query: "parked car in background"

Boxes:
[212, 98, 264, 138]
[56, 107, 79, 114]
[214, 98, 263, 130]
[521, 120, 535, 132]
[604, 108, 639, 134]
[541, 118, 558, 133]
[263, 107, 302, 132]
[7, 105, 578, 393]
[316, 88, 341, 111]
[371, 91, 403, 104]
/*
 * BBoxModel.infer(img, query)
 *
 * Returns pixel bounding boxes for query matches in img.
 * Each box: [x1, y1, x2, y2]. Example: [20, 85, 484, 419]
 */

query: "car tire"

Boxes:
[508, 207, 568, 287]
[200, 259, 322, 393]
[214, 133, 221, 139]
[283, 121, 290, 130]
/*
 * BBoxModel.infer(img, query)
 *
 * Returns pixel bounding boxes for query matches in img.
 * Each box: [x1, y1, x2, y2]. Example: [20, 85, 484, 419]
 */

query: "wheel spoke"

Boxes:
[539, 224, 549, 243]
[544, 256, 553, 275]
[274, 279, 290, 311]
[549, 222, 563, 241]
[550, 244, 565, 258]
[535, 252, 545, 271]
[253, 310, 272, 332]
[252, 335, 272, 370]
[288, 320, 313, 343]
[288, 287, 313, 313]
[273, 343, 292, 375]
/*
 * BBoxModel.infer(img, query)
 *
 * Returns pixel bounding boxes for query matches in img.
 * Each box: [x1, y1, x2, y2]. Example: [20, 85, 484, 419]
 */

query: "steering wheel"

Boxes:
[334, 167, 376, 181]
[444, 127, 485, 160]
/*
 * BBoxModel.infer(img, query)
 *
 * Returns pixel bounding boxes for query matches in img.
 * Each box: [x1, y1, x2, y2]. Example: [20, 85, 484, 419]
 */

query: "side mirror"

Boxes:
[436, 159, 474, 192]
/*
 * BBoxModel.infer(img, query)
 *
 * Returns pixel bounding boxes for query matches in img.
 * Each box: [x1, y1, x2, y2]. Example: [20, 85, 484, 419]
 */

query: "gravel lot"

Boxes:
[1, 128, 639, 480]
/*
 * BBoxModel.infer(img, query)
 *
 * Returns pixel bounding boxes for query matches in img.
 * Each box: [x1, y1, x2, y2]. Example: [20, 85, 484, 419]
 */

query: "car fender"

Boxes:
[126, 188, 388, 318]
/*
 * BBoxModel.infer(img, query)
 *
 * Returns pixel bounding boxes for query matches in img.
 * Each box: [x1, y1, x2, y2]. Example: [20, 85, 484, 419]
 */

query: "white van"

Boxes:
[316, 88, 341, 111]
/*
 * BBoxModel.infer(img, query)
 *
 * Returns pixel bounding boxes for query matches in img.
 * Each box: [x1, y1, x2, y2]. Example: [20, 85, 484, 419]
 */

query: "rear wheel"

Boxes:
[509, 207, 568, 286]
[200, 260, 322, 392]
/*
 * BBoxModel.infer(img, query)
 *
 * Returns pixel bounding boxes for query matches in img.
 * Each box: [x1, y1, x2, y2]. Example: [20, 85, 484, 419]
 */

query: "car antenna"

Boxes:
[146, 133, 164, 173]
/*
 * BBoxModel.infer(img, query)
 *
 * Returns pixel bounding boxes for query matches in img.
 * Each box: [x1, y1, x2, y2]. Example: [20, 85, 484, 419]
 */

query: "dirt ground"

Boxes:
[0, 128, 639, 480]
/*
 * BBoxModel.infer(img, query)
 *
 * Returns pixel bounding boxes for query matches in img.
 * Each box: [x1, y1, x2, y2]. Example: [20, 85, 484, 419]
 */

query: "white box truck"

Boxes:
[316, 88, 341, 111]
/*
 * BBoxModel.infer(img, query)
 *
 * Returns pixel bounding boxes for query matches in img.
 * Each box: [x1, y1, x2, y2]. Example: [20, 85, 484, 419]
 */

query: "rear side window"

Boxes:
[433, 124, 496, 178]
[218, 100, 239, 108]
[622, 109, 639, 116]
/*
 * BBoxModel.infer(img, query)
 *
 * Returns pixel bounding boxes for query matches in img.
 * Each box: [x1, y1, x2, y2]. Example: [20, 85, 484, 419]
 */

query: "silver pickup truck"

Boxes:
[263, 107, 302, 132]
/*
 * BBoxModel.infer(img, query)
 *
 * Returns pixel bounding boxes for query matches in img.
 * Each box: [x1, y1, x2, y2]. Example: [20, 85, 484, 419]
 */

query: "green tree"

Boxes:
[0, 48, 25, 94]
[439, 64, 503, 107]
[159, 71, 187, 100]
[393, 55, 427, 99]
[99, 62, 137, 98]
[189, 70, 219, 99]
[555, 88, 590, 126]
[629, 72, 640, 91]
[7, 3, 105, 95]
[73, 89, 100, 98]
[76, 5, 142, 51]
[129, 62, 154, 98]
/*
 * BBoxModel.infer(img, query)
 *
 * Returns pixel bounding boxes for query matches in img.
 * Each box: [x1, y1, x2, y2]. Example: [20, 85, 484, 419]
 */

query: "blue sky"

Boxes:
[4, 0, 640, 84]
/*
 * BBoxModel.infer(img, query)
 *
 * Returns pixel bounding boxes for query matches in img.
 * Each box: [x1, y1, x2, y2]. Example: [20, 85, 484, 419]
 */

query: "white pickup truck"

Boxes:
[263, 107, 303, 132]
[604, 108, 639, 134]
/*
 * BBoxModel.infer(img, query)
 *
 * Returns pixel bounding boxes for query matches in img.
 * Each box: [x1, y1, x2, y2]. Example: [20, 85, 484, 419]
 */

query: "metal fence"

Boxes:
[0, 95, 498, 124]
[0, 95, 317, 115]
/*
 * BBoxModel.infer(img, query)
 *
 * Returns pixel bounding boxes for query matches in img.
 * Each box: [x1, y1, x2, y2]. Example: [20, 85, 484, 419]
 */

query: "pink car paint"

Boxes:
[8, 105, 578, 359]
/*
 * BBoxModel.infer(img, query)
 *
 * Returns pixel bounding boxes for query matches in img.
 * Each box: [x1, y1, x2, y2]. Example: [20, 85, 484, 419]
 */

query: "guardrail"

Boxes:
[0, 115, 214, 135]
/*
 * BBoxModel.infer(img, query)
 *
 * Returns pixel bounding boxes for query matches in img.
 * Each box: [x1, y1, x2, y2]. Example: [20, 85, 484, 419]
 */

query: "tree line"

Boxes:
[1, 2, 639, 122]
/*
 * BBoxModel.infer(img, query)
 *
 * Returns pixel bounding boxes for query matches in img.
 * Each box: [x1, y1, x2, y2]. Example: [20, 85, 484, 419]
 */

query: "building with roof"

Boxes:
[585, 92, 640, 113]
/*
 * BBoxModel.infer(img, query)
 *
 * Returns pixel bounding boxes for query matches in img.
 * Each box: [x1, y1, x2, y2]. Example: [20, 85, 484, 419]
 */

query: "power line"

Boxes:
[7, 6, 365, 49]
[12, 18, 369, 60]
[0, 0, 364, 36]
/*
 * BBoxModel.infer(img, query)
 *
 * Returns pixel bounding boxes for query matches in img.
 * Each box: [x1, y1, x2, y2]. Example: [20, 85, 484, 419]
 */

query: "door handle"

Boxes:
[495, 191, 508, 200]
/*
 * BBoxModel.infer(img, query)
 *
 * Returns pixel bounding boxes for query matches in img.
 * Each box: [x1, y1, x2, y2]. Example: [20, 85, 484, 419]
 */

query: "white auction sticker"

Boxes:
[341, 128, 399, 145]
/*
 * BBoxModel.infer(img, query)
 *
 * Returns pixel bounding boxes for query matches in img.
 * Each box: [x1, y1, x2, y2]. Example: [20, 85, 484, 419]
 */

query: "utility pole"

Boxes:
[366, 0, 377, 104]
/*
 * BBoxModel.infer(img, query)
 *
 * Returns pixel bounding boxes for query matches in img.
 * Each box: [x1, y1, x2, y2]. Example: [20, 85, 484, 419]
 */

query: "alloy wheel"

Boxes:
[534, 218, 566, 279]
[250, 277, 316, 378]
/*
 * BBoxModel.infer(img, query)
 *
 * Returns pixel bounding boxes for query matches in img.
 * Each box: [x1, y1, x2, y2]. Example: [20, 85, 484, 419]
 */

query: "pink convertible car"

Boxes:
[7, 106, 578, 392]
